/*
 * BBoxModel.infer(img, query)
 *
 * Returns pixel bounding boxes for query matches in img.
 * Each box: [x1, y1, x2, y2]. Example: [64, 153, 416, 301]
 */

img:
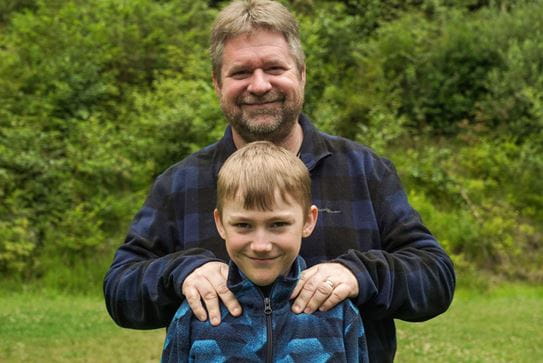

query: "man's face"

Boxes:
[213, 29, 306, 144]
[214, 193, 317, 286]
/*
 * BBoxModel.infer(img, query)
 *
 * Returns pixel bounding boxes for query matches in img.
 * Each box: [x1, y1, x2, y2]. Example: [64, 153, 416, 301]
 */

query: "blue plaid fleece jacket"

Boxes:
[161, 256, 369, 363]
[104, 114, 455, 362]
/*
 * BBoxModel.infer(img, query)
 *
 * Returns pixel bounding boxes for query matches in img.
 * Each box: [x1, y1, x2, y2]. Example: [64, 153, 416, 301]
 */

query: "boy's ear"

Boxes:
[213, 208, 226, 239]
[302, 205, 318, 238]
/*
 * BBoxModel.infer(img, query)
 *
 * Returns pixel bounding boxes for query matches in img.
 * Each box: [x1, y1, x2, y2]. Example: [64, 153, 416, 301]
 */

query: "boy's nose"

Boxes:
[247, 69, 272, 95]
[250, 231, 273, 253]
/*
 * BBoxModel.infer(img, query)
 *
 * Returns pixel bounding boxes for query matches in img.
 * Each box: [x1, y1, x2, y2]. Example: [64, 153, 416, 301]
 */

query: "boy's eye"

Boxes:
[271, 221, 289, 228]
[234, 223, 251, 229]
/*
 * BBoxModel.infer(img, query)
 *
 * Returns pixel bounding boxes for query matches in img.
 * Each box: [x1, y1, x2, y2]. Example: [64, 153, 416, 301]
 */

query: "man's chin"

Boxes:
[242, 110, 281, 125]
[226, 108, 299, 143]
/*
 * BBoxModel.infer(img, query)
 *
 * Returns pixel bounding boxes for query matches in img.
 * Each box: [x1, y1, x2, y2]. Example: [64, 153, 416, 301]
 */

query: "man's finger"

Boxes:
[210, 265, 242, 317]
[183, 285, 207, 321]
[198, 281, 221, 326]
[290, 271, 308, 300]
[319, 283, 350, 312]
[290, 268, 317, 300]
[303, 278, 335, 314]
[291, 272, 322, 313]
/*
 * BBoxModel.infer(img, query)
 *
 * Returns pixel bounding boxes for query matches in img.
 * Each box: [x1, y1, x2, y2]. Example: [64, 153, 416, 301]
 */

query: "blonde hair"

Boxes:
[210, 0, 305, 83]
[217, 141, 311, 215]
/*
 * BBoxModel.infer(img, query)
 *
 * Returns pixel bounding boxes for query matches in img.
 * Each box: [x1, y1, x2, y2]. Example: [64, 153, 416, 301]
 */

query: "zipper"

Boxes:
[264, 297, 273, 363]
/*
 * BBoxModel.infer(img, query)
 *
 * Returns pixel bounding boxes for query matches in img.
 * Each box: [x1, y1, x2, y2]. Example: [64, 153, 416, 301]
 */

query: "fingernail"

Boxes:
[211, 317, 218, 325]
[232, 307, 241, 316]
[292, 305, 301, 313]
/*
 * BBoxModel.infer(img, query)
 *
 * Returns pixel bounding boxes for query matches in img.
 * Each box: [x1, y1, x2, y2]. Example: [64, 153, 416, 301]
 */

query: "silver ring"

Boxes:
[324, 279, 334, 289]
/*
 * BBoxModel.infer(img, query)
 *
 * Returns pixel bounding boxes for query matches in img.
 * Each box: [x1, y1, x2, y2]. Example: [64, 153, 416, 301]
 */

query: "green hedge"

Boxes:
[0, 0, 541, 290]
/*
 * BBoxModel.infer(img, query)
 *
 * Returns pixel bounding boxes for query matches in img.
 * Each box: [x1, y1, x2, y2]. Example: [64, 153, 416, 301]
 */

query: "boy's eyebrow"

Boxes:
[226, 211, 296, 220]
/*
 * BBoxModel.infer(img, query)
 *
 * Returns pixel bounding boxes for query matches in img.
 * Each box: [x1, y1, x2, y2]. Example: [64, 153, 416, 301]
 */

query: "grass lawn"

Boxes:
[395, 284, 543, 362]
[1, 284, 542, 362]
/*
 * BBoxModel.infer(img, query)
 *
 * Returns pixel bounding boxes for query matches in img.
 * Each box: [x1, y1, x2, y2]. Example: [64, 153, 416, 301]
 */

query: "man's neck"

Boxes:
[232, 122, 304, 155]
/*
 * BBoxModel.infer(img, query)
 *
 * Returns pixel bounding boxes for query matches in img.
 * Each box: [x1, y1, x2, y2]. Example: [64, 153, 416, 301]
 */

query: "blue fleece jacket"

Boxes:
[162, 256, 369, 362]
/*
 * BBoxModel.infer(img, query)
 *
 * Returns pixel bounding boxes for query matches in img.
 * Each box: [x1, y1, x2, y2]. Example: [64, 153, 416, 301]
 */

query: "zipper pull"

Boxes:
[264, 297, 272, 315]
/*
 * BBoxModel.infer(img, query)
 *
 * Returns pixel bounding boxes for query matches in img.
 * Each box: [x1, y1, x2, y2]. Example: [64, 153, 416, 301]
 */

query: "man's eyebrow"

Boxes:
[227, 64, 249, 73]
[227, 58, 288, 72]
[262, 59, 289, 67]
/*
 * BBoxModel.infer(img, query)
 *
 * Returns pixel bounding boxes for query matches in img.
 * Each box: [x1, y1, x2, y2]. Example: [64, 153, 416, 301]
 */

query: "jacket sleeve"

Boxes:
[335, 157, 455, 322]
[103, 172, 220, 329]
[343, 304, 369, 363]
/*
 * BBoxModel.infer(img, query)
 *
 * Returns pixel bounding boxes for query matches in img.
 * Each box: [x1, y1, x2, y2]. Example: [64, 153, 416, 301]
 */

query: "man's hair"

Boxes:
[217, 141, 311, 215]
[210, 0, 305, 82]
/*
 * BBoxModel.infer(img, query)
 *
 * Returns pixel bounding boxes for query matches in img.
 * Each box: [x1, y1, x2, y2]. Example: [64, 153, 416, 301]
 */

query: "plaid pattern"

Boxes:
[161, 257, 369, 363]
[104, 114, 455, 362]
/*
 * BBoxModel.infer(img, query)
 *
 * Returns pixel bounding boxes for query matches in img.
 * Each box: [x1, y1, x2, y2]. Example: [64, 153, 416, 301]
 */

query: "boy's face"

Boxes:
[214, 193, 318, 286]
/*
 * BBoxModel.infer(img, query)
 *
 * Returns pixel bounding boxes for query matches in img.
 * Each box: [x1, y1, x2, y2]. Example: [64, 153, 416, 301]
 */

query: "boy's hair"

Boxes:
[217, 141, 311, 215]
[210, 0, 305, 84]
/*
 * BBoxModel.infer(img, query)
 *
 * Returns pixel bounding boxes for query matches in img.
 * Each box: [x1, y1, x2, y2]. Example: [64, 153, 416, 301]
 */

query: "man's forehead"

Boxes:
[223, 30, 290, 56]
[226, 28, 287, 45]
[222, 41, 294, 75]
[226, 54, 289, 70]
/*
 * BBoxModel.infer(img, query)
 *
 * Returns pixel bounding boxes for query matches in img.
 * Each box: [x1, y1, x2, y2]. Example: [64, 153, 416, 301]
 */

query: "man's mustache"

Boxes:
[238, 92, 285, 105]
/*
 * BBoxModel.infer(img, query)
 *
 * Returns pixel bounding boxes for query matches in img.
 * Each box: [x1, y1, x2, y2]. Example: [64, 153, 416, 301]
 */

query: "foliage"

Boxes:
[302, 0, 543, 279]
[0, 0, 218, 283]
[0, 0, 541, 288]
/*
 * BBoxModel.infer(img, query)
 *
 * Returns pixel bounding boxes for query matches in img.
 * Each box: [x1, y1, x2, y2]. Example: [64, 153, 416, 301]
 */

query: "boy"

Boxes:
[162, 141, 369, 362]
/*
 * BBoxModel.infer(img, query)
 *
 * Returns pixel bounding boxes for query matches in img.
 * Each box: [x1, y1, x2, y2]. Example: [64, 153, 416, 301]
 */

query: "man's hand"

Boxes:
[290, 262, 359, 314]
[182, 261, 242, 326]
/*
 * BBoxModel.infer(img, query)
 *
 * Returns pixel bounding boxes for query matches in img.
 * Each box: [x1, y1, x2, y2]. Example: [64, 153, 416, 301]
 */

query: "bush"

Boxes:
[0, 0, 217, 279]
[1, 0, 541, 288]
[392, 134, 541, 280]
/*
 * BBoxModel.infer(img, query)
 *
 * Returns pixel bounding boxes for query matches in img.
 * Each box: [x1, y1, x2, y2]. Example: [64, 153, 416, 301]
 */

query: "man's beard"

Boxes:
[221, 90, 303, 143]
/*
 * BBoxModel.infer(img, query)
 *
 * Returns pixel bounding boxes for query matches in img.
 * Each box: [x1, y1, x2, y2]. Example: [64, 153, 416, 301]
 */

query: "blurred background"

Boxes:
[1, 0, 541, 361]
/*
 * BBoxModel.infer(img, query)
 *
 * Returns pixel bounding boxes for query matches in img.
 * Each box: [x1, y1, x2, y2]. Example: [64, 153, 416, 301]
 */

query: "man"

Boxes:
[104, 1, 455, 361]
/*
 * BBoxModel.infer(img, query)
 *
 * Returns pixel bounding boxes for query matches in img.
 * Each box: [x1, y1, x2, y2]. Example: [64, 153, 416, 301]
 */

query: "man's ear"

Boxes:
[300, 64, 306, 84]
[212, 72, 221, 95]
[302, 205, 318, 238]
[213, 208, 226, 239]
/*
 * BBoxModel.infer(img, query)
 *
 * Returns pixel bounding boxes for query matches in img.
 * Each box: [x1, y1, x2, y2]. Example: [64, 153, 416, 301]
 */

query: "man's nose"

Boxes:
[247, 69, 272, 95]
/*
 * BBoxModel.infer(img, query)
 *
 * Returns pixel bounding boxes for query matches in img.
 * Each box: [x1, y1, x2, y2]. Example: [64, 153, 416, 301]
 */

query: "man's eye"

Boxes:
[231, 71, 250, 79]
[266, 67, 285, 75]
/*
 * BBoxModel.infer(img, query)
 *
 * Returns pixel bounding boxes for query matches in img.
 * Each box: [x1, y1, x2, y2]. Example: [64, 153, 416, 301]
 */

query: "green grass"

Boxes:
[395, 284, 543, 362]
[1, 284, 542, 362]
[0, 290, 164, 362]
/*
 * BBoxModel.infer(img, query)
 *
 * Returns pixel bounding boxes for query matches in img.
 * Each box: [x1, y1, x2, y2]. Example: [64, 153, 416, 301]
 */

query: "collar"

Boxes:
[226, 256, 307, 312]
[297, 113, 332, 171]
[211, 113, 332, 177]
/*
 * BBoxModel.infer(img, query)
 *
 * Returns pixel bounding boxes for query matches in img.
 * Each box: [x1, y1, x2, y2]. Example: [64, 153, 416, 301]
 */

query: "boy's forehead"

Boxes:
[230, 189, 301, 208]
[219, 193, 306, 220]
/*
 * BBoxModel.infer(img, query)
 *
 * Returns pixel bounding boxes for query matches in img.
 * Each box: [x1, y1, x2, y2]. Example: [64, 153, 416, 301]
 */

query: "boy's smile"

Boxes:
[214, 192, 317, 286]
